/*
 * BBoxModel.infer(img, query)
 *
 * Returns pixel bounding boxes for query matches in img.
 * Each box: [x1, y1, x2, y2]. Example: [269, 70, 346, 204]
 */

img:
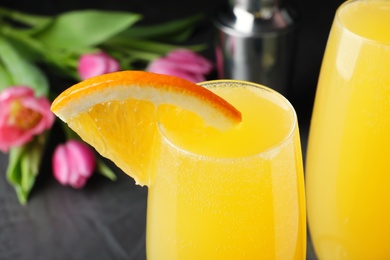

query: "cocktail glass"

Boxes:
[306, 0, 390, 258]
[147, 80, 306, 259]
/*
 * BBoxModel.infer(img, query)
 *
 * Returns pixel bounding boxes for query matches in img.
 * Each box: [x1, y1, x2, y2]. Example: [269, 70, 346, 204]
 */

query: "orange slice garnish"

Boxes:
[51, 70, 241, 186]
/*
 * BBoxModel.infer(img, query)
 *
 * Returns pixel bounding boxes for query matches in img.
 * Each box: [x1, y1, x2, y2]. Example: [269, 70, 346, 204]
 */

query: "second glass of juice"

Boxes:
[146, 80, 306, 259]
[306, 0, 390, 259]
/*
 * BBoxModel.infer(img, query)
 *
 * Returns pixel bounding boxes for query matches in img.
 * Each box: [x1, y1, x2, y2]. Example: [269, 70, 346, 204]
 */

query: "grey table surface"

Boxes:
[0, 0, 345, 259]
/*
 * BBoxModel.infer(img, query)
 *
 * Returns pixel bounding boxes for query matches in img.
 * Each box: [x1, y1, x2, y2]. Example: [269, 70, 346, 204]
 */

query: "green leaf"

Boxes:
[107, 45, 161, 62]
[0, 61, 14, 91]
[116, 14, 203, 42]
[6, 146, 27, 204]
[0, 6, 52, 28]
[1, 26, 47, 60]
[6, 146, 24, 185]
[6, 135, 47, 205]
[42, 48, 85, 80]
[20, 150, 36, 200]
[34, 10, 142, 50]
[26, 134, 45, 176]
[0, 35, 49, 96]
[105, 38, 206, 56]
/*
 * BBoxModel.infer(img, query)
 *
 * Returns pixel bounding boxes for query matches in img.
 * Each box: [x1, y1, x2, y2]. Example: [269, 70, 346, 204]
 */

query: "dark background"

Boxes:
[0, 0, 344, 259]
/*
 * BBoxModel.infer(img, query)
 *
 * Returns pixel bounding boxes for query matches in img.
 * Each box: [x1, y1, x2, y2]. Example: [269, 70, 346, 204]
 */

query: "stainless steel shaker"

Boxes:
[213, 0, 298, 95]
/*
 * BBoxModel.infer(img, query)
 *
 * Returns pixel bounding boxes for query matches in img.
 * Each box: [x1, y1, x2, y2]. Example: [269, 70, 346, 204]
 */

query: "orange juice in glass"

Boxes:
[50, 73, 306, 259]
[306, 0, 390, 259]
[147, 80, 306, 259]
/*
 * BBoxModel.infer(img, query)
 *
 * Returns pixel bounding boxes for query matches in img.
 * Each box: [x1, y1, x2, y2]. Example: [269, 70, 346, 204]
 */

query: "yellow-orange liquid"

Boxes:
[147, 81, 306, 259]
[306, 1, 390, 259]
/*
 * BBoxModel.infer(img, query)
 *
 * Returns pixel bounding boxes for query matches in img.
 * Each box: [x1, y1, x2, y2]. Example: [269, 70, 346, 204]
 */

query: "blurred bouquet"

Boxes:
[0, 6, 213, 204]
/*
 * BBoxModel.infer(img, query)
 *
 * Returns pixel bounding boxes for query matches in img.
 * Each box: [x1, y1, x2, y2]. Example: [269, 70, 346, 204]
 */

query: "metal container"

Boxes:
[213, 0, 299, 95]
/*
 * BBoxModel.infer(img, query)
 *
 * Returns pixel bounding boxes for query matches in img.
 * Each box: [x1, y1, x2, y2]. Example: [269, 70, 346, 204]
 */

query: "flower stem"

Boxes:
[0, 7, 51, 27]
[96, 160, 117, 181]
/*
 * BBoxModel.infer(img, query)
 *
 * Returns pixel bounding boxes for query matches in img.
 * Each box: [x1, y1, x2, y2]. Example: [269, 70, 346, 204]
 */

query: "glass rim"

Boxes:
[157, 79, 298, 160]
[335, 0, 390, 45]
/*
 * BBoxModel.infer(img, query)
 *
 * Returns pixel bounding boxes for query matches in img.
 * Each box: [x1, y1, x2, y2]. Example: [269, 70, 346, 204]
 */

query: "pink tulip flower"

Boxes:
[147, 49, 213, 82]
[0, 86, 55, 153]
[77, 51, 120, 80]
[52, 140, 96, 189]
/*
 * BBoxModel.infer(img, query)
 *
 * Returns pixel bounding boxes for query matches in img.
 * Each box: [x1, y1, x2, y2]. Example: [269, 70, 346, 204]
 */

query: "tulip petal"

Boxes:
[78, 52, 120, 80]
[105, 54, 120, 73]
[166, 49, 213, 73]
[147, 49, 213, 83]
[52, 144, 70, 185]
[0, 86, 34, 103]
[52, 140, 96, 189]
[78, 54, 107, 80]
[66, 140, 96, 178]
[0, 86, 54, 151]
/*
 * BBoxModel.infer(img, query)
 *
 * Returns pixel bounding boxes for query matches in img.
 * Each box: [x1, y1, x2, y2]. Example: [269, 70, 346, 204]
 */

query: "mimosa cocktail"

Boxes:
[306, 0, 390, 259]
[147, 80, 306, 259]
[50, 71, 306, 259]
